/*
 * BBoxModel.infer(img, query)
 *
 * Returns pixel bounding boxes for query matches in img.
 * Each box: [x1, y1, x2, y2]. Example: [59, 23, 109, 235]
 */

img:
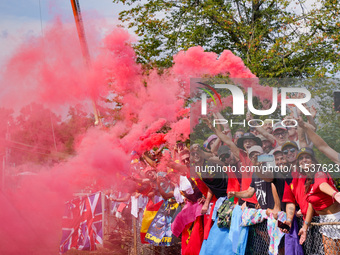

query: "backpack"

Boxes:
[217, 198, 235, 228]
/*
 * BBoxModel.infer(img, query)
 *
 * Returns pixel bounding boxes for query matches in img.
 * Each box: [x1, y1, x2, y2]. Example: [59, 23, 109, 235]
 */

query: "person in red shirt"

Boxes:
[205, 117, 260, 208]
[281, 170, 310, 236]
[295, 147, 340, 254]
[281, 153, 309, 222]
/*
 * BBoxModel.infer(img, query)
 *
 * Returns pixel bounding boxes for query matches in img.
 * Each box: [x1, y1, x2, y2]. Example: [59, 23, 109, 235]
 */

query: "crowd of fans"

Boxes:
[107, 106, 340, 255]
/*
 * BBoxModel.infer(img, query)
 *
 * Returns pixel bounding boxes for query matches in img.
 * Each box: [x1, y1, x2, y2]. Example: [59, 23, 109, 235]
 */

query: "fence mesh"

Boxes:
[299, 216, 340, 255]
[245, 220, 271, 255]
[245, 216, 340, 255]
[103, 197, 340, 255]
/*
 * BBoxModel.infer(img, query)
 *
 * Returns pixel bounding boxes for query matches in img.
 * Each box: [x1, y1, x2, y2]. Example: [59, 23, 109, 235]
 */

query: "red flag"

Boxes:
[182, 215, 204, 255]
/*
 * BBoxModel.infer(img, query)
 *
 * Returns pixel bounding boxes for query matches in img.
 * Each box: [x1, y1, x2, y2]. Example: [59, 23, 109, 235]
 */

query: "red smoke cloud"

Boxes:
[0, 16, 269, 254]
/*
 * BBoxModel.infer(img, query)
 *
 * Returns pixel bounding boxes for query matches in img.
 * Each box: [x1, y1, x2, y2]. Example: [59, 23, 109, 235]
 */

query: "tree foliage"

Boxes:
[114, 0, 340, 77]
[0, 104, 95, 167]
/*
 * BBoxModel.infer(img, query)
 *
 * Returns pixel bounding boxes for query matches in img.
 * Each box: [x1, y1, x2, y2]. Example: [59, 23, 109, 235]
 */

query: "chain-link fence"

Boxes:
[105, 210, 340, 255]
[245, 216, 340, 255]
[102, 195, 340, 255]
[245, 220, 277, 255]
[298, 216, 340, 255]
[298, 217, 323, 255]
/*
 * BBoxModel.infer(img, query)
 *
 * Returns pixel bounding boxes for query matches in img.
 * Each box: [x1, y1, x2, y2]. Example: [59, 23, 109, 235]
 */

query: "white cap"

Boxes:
[248, 145, 263, 156]
[273, 122, 287, 133]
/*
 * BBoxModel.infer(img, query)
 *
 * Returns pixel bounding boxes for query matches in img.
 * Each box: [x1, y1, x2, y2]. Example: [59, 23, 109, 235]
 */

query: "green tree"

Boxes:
[114, 0, 340, 77]
[57, 104, 95, 155]
[11, 103, 62, 164]
[7, 104, 94, 166]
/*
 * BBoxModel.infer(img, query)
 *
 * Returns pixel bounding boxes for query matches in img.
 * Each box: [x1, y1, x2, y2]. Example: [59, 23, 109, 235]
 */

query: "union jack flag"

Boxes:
[59, 192, 103, 253]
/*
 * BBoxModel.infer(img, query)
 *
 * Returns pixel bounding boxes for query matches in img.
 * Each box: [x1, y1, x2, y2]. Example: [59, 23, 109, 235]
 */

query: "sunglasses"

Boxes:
[181, 156, 190, 161]
[219, 154, 230, 161]
[274, 131, 287, 137]
[283, 148, 296, 154]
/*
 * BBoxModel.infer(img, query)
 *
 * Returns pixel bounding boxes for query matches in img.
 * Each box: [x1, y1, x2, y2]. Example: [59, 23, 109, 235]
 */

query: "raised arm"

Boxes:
[167, 161, 188, 175]
[297, 124, 308, 148]
[246, 112, 276, 144]
[142, 152, 157, 168]
[203, 117, 240, 159]
[213, 112, 233, 140]
[298, 116, 339, 164]
[210, 137, 222, 156]
[191, 143, 213, 160]
[210, 113, 232, 156]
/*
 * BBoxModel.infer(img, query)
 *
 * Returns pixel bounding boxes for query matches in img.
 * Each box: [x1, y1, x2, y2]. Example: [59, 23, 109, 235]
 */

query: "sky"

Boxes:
[0, 0, 126, 66]
[0, 0, 319, 69]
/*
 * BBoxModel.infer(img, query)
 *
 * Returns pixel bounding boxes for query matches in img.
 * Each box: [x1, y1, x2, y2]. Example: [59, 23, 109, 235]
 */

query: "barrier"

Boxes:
[104, 196, 340, 255]
[245, 220, 272, 254]
[300, 217, 340, 255]
[246, 216, 340, 255]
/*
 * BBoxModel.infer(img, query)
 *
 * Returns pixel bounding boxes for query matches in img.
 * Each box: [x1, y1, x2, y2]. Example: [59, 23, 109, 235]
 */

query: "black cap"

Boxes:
[217, 145, 231, 158]
[236, 132, 262, 151]
[281, 140, 299, 151]
[297, 147, 315, 159]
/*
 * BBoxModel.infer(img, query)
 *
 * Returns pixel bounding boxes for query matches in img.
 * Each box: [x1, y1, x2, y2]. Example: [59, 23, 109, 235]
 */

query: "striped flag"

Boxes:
[140, 200, 163, 243]
[145, 200, 179, 246]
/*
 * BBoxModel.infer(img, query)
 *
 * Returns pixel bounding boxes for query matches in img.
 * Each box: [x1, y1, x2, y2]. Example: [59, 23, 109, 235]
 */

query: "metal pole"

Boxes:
[70, 0, 102, 126]
[2, 156, 5, 191]
[3, 121, 10, 191]
[101, 191, 105, 248]
[50, 112, 57, 151]
[133, 217, 137, 255]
